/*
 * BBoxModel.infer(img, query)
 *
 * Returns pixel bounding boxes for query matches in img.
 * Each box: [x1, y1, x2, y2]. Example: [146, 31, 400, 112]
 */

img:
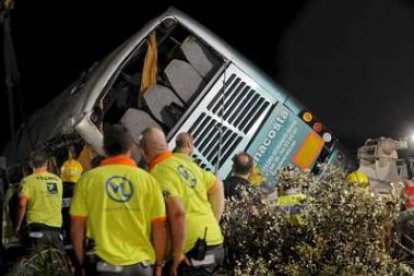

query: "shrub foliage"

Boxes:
[222, 167, 414, 275]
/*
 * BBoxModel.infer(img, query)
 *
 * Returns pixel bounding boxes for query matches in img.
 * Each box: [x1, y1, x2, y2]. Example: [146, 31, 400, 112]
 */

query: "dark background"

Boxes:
[1, 0, 414, 152]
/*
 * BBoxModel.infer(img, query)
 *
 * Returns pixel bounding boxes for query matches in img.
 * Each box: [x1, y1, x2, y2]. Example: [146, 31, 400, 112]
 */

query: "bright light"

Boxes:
[313, 122, 323, 132]
[411, 133, 414, 143]
[323, 132, 332, 143]
[302, 112, 313, 122]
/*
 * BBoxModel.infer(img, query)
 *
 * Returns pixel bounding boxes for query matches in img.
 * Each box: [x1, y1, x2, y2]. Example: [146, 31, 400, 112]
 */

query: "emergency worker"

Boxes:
[346, 170, 370, 191]
[224, 152, 254, 199]
[70, 124, 167, 276]
[15, 150, 63, 251]
[140, 127, 225, 276]
[275, 167, 307, 225]
[60, 152, 83, 245]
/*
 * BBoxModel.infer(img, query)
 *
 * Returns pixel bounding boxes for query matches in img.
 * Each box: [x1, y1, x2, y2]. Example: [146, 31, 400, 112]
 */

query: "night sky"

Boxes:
[278, 0, 414, 149]
[1, 0, 414, 152]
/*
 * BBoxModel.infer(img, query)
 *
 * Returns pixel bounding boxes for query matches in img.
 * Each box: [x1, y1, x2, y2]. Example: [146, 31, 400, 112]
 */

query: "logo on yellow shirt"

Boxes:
[46, 182, 58, 194]
[177, 165, 197, 188]
[105, 176, 134, 203]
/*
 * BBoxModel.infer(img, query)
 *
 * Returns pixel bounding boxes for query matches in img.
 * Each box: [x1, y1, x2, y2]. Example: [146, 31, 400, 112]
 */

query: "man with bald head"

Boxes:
[174, 132, 194, 158]
[224, 152, 254, 199]
[140, 127, 225, 276]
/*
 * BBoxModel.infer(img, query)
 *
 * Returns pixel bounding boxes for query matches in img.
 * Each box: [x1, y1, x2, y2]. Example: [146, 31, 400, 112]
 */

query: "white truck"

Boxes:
[357, 137, 409, 193]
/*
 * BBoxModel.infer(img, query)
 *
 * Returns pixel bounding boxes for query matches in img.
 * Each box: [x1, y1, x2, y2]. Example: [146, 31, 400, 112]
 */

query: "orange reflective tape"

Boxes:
[208, 179, 219, 193]
[101, 155, 137, 167]
[71, 215, 87, 221]
[18, 194, 28, 205]
[151, 216, 167, 224]
[149, 152, 173, 170]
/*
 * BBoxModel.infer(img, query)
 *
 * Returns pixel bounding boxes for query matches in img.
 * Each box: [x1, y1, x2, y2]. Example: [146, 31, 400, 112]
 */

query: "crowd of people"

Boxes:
[16, 124, 403, 275]
[13, 125, 264, 276]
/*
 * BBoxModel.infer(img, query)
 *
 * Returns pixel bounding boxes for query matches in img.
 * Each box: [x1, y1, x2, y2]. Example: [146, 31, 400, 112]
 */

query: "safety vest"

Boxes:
[276, 189, 307, 225]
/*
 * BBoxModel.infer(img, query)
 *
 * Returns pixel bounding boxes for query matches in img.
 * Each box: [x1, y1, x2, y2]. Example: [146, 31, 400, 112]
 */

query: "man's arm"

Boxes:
[167, 197, 187, 276]
[71, 217, 86, 265]
[208, 178, 225, 221]
[152, 218, 167, 275]
[15, 196, 27, 232]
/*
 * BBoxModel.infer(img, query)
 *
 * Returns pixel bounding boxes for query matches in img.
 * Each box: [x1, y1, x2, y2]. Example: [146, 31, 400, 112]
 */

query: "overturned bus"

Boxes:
[3, 8, 353, 189]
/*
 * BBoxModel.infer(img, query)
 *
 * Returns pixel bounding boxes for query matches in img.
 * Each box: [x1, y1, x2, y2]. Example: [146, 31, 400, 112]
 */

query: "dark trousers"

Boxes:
[84, 255, 153, 276]
[23, 223, 63, 253]
[165, 245, 224, 276]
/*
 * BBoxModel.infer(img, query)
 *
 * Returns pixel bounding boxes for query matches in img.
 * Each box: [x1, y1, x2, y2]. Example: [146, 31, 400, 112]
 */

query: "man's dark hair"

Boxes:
[103, 124, 133, 156]
[91, 155, 105, 168]
[232, 152, 253, 175]
[28, 150, 48, 169]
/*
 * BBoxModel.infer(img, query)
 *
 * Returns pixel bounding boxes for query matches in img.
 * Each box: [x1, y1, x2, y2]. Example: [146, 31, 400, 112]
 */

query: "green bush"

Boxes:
[222, 167, 414, 275]
[7, 248, 73, 276]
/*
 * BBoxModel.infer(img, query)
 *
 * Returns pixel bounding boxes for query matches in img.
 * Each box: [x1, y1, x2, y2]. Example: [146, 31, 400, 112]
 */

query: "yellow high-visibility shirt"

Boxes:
[20, 172, 63, 228]
[276, 190, 307, 225]
[173, 152, 193, 161]
[60, 158, 83, 183]
[149, 152, 223, 253]
[70, 156, 166, 265]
